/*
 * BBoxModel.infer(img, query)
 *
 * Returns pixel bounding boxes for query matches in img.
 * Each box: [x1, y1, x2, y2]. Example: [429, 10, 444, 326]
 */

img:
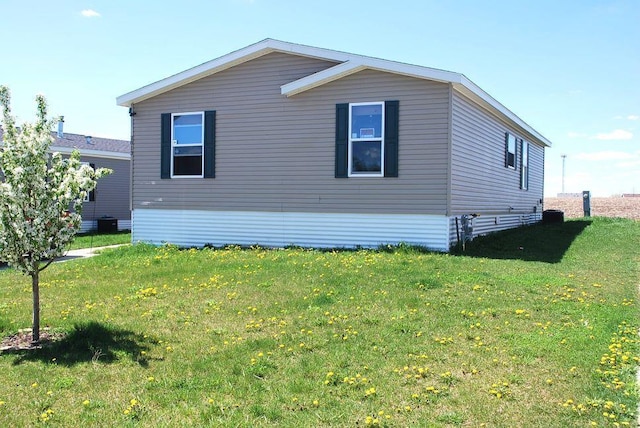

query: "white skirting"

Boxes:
[80, 219, 132, 233]
[132, 209, 451, 252]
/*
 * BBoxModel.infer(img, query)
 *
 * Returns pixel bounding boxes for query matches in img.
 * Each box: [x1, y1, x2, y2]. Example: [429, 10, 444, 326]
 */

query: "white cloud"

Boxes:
[591, 129, 633, 141]
[617, 159, 640, 168]
[574, 151, 635, 161]
[81, 9, 101, 18]
[627, 115, 640, 121]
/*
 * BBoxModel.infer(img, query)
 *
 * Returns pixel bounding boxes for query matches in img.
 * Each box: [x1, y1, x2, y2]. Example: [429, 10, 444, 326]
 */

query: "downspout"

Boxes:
[128, 104, 135, 221]
[446, 83, 453, 217]
[541, 147, 546, 214]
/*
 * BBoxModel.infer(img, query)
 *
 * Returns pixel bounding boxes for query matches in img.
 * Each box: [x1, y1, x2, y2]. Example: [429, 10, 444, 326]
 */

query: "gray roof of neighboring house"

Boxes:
[0, 128, 130, 160]
[51, 132, 130, 155]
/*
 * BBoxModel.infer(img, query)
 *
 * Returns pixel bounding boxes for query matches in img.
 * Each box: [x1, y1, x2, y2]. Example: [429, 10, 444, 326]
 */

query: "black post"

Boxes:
[582, 191, 591, 217]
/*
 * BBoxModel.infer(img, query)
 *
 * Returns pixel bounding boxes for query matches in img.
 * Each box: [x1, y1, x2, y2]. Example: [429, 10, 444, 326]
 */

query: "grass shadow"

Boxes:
[9, 321, 156, 367]
[454, 220, 592, 263]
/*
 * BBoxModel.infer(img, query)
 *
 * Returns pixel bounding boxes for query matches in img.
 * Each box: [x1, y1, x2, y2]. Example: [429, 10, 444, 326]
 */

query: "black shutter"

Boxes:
[160, 113, 171, 179]
[335, 103, 349, 178]
[520, 139, 524, 170]
[204, 110, 216, 178]
[504, 132, 510, 168]
[88, 163, 96, 201]
[384, 100, 399, 177]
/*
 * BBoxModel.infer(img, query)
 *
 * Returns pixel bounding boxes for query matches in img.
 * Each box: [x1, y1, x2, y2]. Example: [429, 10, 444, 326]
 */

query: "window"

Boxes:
[349, 102, 384, 176]
[82, 162, 95, 202]
[520, 140, 529, 190]
[161, 111, 216, 179]
[505, 132, 517, 169]
[172, 112, 204, 177]
[335, 101, 399, 178]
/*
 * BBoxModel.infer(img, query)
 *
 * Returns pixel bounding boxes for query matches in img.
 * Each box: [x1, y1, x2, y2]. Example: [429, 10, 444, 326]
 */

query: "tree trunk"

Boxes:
[31, 270, 40, 344]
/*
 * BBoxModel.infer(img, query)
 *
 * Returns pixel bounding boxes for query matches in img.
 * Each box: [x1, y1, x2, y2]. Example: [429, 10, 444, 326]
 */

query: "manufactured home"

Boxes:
[1, 124, 131, 232]
[50, 124, 131, 232]
[116, 39, 551, 251]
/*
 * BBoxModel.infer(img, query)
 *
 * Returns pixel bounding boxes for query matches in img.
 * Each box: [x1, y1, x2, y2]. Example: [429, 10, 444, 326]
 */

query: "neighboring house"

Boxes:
[116, 39, 552, 252]
[0, 123, 131, 232]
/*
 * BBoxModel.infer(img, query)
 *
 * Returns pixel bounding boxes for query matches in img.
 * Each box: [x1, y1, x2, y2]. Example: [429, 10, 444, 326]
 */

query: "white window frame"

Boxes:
[171, 111, 205, 178]
[521, 140, 529, 190]
[348, 102, 385, 178]
[506, 133, 517, 170]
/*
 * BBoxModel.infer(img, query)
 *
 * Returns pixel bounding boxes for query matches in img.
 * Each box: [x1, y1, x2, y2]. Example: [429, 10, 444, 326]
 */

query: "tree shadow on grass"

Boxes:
[453, 220, 592, 263]
[8, 321, 157, 367]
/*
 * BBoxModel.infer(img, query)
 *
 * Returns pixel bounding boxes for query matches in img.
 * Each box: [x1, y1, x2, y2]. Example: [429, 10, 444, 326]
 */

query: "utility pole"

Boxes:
[561, 155, 567, 194]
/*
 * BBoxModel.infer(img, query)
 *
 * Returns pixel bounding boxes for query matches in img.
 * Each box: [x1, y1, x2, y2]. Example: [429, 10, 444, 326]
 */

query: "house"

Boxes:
[116, 39, 552, 252]
[1, 123, 132, 232]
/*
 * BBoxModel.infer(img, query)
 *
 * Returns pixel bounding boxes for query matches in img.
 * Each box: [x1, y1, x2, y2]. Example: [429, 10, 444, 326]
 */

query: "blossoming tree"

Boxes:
[0, 86, 111, 344]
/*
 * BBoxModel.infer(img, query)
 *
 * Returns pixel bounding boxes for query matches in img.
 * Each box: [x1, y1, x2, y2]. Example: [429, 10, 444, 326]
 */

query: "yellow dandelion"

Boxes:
[82, 400, 90, 406]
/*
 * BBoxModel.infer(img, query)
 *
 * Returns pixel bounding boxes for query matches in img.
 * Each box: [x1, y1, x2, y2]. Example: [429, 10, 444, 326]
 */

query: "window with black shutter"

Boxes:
[335, 101, 399, 178]
[161, 111, 215, 178]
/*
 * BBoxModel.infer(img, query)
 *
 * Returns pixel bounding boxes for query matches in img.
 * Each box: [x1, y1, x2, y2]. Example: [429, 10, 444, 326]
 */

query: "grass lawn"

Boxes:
[68, 231, 131, 250]
[0, 217, 638, 427]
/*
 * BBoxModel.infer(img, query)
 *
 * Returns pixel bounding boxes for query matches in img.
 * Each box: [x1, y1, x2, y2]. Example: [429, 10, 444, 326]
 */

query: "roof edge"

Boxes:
[117, 38, 354, 107]
[50, 146, 131, 160]
[281, 61, 366, 97]
[117, 38, 552, 148]
[454, 77, 552, 147]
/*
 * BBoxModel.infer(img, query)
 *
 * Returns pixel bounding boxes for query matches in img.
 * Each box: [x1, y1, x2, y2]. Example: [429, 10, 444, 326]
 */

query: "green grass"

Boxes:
[0, 218, 638, 427]
[68, 231, 131, 250]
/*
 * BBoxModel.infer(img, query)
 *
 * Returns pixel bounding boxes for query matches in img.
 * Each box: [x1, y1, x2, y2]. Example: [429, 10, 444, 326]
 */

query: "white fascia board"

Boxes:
[265, 38, 352, 62]
[454, 77, 553, 148]
[282, 56, 464, 97]
[116, 38, 552, 148]
[117, 40, 277, 106]
[281, 61, 366, 96]
[117, 39, 351, 107]
[363, 56, 463, 84]
[50, 146, 131, 161]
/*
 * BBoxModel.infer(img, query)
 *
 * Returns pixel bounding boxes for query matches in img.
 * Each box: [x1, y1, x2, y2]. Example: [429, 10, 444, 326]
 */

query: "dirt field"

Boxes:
[544, 197, 640, 220]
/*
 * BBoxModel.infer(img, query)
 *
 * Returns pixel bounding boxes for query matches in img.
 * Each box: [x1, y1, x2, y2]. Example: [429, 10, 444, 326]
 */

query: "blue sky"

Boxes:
[1, 0, 638, 196]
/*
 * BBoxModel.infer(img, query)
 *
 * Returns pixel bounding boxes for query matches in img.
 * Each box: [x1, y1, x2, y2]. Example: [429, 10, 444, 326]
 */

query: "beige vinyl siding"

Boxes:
[132, 52, 451, 215]
[450, 91, 544, 216]
[79, 155, 131, 222]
